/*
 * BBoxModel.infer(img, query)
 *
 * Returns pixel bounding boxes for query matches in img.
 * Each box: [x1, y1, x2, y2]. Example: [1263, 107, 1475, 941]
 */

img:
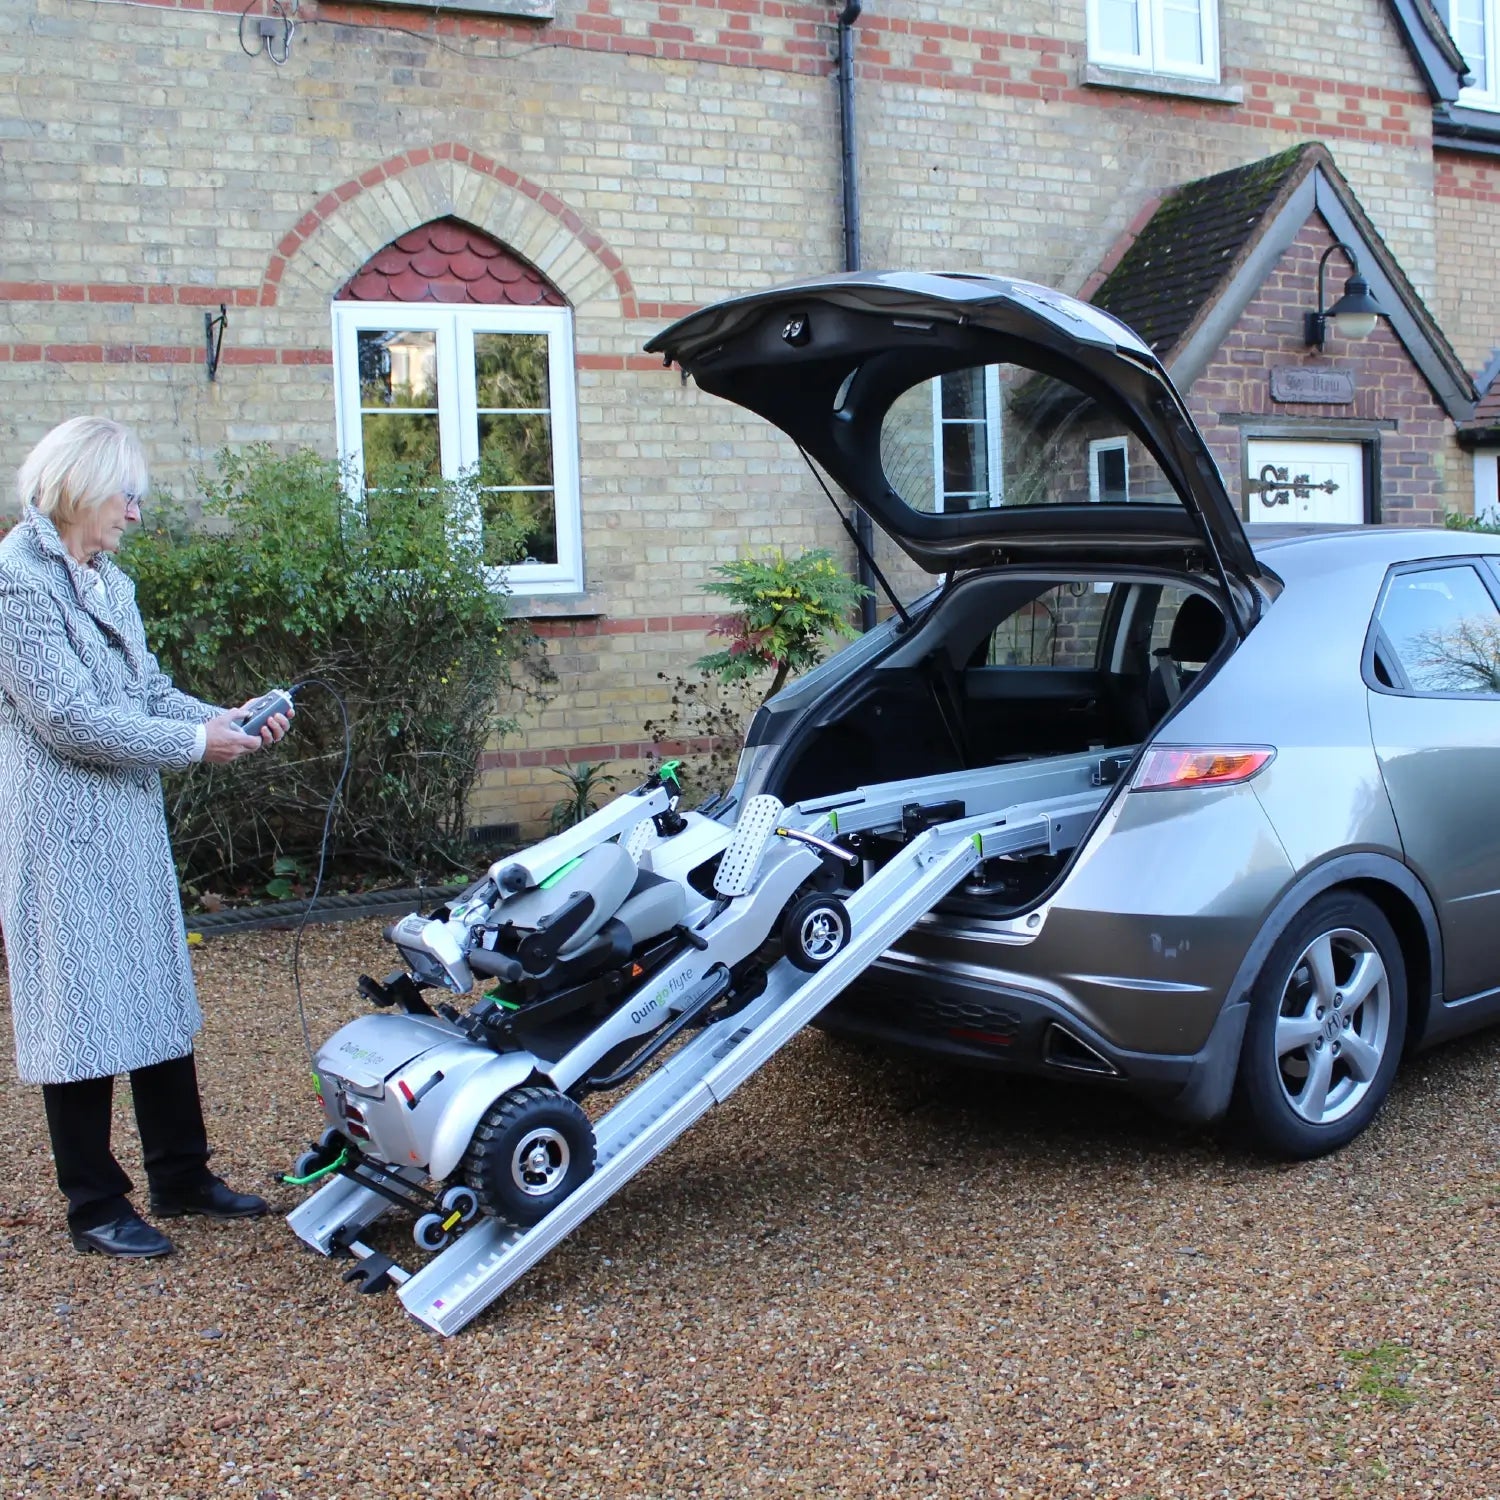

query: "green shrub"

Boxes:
[1445, 510, 1500, 534]
[546, 761, 620, 833]
[120, 447, 551, 895]
[642, 549, 868, 801]
[695, 548, 870, 703]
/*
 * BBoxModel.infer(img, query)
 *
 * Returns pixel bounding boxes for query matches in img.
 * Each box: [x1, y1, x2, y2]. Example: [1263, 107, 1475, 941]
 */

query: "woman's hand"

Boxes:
[202, 711, 265, 764]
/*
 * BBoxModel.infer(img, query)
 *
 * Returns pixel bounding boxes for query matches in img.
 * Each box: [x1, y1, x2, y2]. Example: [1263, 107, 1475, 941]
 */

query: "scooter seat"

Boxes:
[613, 868, 688, 946]
[496, 843, 638, 960]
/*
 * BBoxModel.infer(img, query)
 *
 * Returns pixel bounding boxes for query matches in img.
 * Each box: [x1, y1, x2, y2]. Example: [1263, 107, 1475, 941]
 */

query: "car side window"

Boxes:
[987, 583, 1110, 667]
[1375, 564, 1500, 696]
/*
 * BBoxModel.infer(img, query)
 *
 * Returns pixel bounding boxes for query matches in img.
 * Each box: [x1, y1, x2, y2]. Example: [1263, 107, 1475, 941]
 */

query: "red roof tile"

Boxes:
[338, 218, 564, 306]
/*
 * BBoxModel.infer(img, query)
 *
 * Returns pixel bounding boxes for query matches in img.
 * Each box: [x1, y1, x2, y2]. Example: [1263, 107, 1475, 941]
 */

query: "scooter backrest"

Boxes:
[496, 842, 638, 956]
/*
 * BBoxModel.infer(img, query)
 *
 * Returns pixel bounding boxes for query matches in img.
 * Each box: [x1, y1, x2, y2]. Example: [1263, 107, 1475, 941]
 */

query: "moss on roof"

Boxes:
[1092, 145, 1314, 357]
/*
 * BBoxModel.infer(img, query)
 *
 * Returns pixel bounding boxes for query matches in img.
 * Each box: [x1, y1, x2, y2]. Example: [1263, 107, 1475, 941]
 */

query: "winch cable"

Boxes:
[281, 679, 353, 1067]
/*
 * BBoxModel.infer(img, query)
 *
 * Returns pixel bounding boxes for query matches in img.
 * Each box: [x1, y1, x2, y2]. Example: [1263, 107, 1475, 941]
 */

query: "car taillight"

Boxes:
[1133, 747, 1275, 791]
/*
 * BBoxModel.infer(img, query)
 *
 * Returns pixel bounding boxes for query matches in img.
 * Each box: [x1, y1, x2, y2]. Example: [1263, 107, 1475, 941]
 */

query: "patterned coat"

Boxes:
[0, 508, 218, 1084]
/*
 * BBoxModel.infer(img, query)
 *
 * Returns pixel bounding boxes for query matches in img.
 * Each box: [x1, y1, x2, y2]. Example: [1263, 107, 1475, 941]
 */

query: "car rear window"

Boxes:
[878, 362, 1180, 516]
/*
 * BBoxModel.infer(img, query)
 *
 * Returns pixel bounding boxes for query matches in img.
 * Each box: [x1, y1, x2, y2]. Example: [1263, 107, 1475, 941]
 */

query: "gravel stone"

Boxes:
[2, 919, 1499, 1497]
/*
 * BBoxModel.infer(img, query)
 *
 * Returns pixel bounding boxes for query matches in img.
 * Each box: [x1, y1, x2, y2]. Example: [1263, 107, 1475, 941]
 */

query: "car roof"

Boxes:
[1248, 524, 1500, 569]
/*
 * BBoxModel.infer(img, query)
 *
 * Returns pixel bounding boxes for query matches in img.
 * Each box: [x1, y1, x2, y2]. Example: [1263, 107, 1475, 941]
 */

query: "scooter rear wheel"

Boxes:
[462, 1085, 597, 1226]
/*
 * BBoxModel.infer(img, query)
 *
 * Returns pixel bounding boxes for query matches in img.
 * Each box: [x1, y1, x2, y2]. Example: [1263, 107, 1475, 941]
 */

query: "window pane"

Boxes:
[1159, 0, 1204, 66]
[482, 489, 558, 566]
[358, 329, 438, 408]
[360, 412, 441, 481]
[1098, 0, 1142, 56]
[941, 367, 986, 420]
[988, 583, 1108, 667]
[1095, 444, 1129, 503]
[474, 332, 549, 409]
[941, 422, 989, 509]
[1380, 565, 1500, 694]
[478, 412, 555, 489]
[880, 382, 939, 512]
[882, 362, 1178, 514]
[1452, 0, 1489, 92]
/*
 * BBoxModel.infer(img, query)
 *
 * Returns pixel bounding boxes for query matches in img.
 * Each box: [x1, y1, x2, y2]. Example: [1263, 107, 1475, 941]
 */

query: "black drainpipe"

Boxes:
[837, 0, 878, 633]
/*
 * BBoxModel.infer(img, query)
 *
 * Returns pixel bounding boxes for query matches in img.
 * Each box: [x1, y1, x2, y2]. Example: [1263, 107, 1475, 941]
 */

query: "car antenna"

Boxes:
[796, 444, 912, 629]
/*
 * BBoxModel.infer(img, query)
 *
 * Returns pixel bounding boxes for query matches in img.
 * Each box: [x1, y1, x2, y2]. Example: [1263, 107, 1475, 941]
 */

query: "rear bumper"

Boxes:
[820, 960, 1249, 1124]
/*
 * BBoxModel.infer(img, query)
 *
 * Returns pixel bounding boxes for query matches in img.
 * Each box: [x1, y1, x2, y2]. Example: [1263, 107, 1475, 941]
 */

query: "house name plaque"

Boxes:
[1270, 367, 1356, 404]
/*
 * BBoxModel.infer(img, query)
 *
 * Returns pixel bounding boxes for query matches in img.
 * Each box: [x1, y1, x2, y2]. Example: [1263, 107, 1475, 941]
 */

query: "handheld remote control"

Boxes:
[239, 687, 296, 737]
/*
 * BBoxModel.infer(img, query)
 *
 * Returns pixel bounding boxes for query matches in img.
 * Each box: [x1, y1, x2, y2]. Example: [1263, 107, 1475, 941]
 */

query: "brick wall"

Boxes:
[2, 0, 1493, 834]
[1434, 152, 1500, 375]
[1187, 216, 1459, 527]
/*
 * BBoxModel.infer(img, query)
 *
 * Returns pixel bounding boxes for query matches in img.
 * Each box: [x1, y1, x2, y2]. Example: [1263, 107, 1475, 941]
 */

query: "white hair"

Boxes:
[15, 416, 148, 525]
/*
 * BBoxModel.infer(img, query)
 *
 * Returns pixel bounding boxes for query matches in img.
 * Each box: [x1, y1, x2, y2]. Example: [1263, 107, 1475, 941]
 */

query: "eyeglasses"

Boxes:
[121, 491, 143, 515]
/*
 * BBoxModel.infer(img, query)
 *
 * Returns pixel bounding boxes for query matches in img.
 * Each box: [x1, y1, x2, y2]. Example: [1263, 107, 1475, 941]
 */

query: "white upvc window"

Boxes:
[332, 301, 583, 595]
[932, 366, 1003, 512]
[1474, 450, 1500, 520]
[1088, 437, 1131, 503]
[1441, 0, 1499, 109]
[1087, 0, 1219, 81]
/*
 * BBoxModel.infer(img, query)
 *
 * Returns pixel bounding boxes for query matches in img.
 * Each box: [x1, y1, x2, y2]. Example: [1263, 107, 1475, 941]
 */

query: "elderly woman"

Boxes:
[0, 416, 290, 1259]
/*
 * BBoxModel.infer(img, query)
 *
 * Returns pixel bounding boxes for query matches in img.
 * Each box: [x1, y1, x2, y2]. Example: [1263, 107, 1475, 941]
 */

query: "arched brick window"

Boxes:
[332, 218, 582, 595]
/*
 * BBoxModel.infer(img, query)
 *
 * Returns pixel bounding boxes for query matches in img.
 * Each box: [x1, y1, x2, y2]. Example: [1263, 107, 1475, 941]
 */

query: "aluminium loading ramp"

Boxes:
[289, 797, 1095, 1335]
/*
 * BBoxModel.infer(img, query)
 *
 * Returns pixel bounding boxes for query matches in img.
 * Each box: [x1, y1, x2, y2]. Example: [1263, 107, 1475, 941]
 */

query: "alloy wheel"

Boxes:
[1274, 927, 1391, 1127]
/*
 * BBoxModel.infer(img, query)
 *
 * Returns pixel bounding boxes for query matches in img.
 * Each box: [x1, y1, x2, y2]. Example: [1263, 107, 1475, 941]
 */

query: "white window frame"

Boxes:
[1088, 436, 1131, 503]
[1474, 450, 1500, 521]
[1086, 0, 1220, 83]
[332, 300, 583, 596]
[930, 366, 1003, 512]
[1443, 0, 1500, 110]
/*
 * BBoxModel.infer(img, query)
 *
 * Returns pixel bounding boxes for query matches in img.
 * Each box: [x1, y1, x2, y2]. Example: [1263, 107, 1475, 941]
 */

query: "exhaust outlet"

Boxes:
[1042, 1022, 1120, 1076]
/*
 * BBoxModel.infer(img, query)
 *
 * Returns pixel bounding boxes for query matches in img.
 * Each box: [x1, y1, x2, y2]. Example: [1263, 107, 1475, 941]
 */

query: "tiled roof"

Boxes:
[1091, 145, 1314, 359]
[337, 218, 564, 306]
[1462, 349, 1500, 434]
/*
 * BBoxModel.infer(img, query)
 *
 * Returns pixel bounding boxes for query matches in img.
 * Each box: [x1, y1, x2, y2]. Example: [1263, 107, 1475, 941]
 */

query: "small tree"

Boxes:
[695, 548, 871, 703]
[644, 548, 868, 802]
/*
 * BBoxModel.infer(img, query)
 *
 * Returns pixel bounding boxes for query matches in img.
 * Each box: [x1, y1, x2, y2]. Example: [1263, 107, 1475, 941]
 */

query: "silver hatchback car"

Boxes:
[648, 272, 1500, 1159]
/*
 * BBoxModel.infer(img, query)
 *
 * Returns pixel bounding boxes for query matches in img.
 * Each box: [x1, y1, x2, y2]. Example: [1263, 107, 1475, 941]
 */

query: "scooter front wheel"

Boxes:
[780, 892, 852, 972]
[462, 1085, 597, 1226]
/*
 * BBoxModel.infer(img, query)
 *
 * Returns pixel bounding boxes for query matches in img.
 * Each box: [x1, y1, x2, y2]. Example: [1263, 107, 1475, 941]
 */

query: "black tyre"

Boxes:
[1230, 891, 1407, 1159]
[780, 892, 852, 972]
[462, 1085, 596, 1225]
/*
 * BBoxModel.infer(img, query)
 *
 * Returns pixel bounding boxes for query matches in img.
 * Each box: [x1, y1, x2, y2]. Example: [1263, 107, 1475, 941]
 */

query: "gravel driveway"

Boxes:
[2, 919, 1498, 1498]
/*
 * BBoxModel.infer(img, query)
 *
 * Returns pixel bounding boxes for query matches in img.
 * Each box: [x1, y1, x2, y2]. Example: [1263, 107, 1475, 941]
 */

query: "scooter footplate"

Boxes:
[713, 794, 784, 897]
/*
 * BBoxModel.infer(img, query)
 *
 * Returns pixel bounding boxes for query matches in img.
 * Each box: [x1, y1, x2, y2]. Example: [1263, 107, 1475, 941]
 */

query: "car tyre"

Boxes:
[1231, 890, 1407, 1159]
[463, 1085, 597, 1225]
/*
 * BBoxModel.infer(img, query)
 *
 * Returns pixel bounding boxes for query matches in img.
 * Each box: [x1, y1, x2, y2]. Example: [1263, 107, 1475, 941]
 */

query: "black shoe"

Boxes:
[71, 1212, 175, 1259]
[149, 1176, 268, 1220]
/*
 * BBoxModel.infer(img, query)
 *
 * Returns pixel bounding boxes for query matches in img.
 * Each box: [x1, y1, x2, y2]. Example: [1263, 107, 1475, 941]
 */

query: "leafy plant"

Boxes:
[1445, 510, 1500, 534]
[695, 548, 870, 703]
[642, 669, 761, 805]
[120, 447, 553, 894]
[265, 854, 303, 902]
[546, 761, 619, 833]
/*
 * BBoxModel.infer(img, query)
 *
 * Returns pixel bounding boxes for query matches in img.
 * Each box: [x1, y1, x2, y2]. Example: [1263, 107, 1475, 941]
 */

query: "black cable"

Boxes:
[282, 679, 353, 1066]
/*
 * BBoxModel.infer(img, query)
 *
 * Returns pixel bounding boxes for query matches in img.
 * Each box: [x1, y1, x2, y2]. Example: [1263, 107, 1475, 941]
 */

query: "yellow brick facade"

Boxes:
[4, 0, 1498, 833]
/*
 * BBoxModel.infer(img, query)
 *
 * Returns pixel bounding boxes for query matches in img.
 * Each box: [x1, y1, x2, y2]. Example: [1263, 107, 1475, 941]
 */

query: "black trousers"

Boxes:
[41, 1051, 213, 1232]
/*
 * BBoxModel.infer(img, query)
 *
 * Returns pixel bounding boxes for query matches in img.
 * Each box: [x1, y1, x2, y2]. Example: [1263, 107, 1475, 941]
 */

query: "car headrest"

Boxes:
[1168, 593, 1225, 665]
